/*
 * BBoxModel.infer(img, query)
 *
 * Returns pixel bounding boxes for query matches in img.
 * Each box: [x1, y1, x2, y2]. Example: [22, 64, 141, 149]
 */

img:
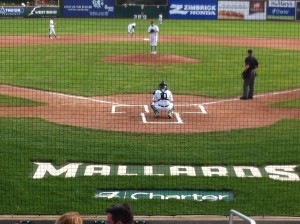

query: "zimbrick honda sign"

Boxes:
[63, 0, 114, 17]
[168, 0, 217, 19]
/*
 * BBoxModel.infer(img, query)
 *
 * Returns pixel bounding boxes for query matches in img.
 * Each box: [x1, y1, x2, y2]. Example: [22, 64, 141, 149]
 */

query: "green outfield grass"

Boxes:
[0, 18, 300, 216]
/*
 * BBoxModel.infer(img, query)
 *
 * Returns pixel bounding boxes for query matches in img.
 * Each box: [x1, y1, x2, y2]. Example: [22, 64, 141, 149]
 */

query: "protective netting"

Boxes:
[0, 0, 300, 217]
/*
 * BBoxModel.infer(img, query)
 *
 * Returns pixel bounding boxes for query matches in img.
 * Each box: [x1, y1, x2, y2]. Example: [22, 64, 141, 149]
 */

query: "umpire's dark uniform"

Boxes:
[241, 49, 259, 100]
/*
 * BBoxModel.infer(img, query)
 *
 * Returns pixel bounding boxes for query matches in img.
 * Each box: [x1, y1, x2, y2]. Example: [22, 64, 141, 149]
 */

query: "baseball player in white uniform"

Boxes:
[147, 21, 159, 54]
[151, 81, 174, 119]
[158, 13, 163, 25]
[49, 17, 57, 39]
[128, 22, 136, 37]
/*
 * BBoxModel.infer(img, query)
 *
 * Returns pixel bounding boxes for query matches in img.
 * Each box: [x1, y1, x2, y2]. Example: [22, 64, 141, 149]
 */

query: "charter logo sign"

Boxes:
[32, 162, 300, 181]
[95, 190, 234, 201]
[168, 0, 217, 19]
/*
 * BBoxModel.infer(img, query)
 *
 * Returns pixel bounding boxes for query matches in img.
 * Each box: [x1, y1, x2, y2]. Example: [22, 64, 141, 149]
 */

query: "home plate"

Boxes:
[144, 38, 149, 41]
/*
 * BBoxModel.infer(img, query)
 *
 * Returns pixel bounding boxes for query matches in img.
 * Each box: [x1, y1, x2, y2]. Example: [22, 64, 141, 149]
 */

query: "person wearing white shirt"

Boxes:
[49, 17, 57, 39]
[147, 21, 159, 54]
[151, 81, 174, 119]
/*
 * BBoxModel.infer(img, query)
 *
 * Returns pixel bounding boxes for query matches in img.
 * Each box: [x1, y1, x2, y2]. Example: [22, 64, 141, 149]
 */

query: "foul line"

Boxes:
[202, 88, 300, 106]
[4, 85, 300, 108]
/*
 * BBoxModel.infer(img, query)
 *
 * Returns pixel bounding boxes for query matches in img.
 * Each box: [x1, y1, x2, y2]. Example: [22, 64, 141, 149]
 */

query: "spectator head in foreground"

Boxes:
[55, 212, 83, 224]
[106, 203, 134, 224]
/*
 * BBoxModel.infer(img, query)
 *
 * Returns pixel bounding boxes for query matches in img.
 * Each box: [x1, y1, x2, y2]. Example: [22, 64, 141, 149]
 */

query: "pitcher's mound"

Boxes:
[103, 53, 200, 65]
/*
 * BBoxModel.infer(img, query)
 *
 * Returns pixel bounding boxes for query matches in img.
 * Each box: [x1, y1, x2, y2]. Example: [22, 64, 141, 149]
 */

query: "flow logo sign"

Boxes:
[95, 190, 234, 201]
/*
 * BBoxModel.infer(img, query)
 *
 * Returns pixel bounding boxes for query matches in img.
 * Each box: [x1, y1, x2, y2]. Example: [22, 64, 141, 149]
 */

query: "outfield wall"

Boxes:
[1, 0, 300, 20]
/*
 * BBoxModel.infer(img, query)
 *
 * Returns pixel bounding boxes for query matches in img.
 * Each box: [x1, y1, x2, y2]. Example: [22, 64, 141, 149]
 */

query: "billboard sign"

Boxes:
[267, 0, 295, 20]
[24, 6, 61, 18]
[168, 0, 217, 19]
[63, 0, 114, 17]
[218, 1, 266, 20]
[0, 7, 25, 17]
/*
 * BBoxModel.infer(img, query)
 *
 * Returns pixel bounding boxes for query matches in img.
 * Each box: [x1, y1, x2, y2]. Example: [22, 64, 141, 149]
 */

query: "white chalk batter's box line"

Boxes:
[111, 104, 207, 124]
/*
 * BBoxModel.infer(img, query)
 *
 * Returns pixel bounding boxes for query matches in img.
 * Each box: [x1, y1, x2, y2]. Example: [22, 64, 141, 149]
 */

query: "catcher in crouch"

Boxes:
[151, 81, 174, 118]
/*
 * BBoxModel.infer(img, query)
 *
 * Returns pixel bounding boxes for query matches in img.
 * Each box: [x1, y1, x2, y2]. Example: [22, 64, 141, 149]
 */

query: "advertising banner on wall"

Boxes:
[63, 0, 114, 17]
[0, 7, 25, 18]
[24, 6, 61, 18]
[267, 0, 295, 20]
[218, 1, 266, 20]
[0, 6, 61, 18]
[168, 0, 217, 20]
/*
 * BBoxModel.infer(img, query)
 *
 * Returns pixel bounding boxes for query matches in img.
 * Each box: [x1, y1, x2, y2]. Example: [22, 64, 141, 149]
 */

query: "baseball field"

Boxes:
[0, 18, 300, 216]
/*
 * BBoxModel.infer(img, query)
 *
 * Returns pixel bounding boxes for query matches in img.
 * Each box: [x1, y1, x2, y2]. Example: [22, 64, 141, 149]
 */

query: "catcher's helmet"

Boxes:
[159, 81, 167, 90]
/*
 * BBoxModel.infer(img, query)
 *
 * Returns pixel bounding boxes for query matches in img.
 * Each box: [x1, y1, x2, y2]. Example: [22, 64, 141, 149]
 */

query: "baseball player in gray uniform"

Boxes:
[147, 21, 159, 54]
[151, 81, 174, 118]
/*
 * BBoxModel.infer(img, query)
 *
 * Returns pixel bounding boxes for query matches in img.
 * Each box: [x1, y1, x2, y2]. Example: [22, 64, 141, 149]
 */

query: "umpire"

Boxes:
[241, 49, 259, 100]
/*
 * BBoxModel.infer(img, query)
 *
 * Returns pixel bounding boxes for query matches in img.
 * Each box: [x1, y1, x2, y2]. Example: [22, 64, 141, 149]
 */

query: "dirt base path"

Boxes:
[0, 85, 299, 133]
[1, 35, 300, 50]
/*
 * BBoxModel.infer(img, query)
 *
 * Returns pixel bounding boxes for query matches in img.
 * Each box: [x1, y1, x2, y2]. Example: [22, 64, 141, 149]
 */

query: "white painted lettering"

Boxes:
[202, 195, 218, 201]
[33, 162, 81, 179]
[144, 166, 164, 176]
[131, 192, 148, 199]
[202, 166, 228, 177]
[234, 166, 262, 178]
[95, 191, 120, 199]
[265, 165, 300, 181]
[170, 166, 196, 176]
[192, 194, 203, 201]
[117, 165, 138, 176]
[149, 193, 164, 199]
[84, 165, 110, 176]
[166, 195, 180, 199]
